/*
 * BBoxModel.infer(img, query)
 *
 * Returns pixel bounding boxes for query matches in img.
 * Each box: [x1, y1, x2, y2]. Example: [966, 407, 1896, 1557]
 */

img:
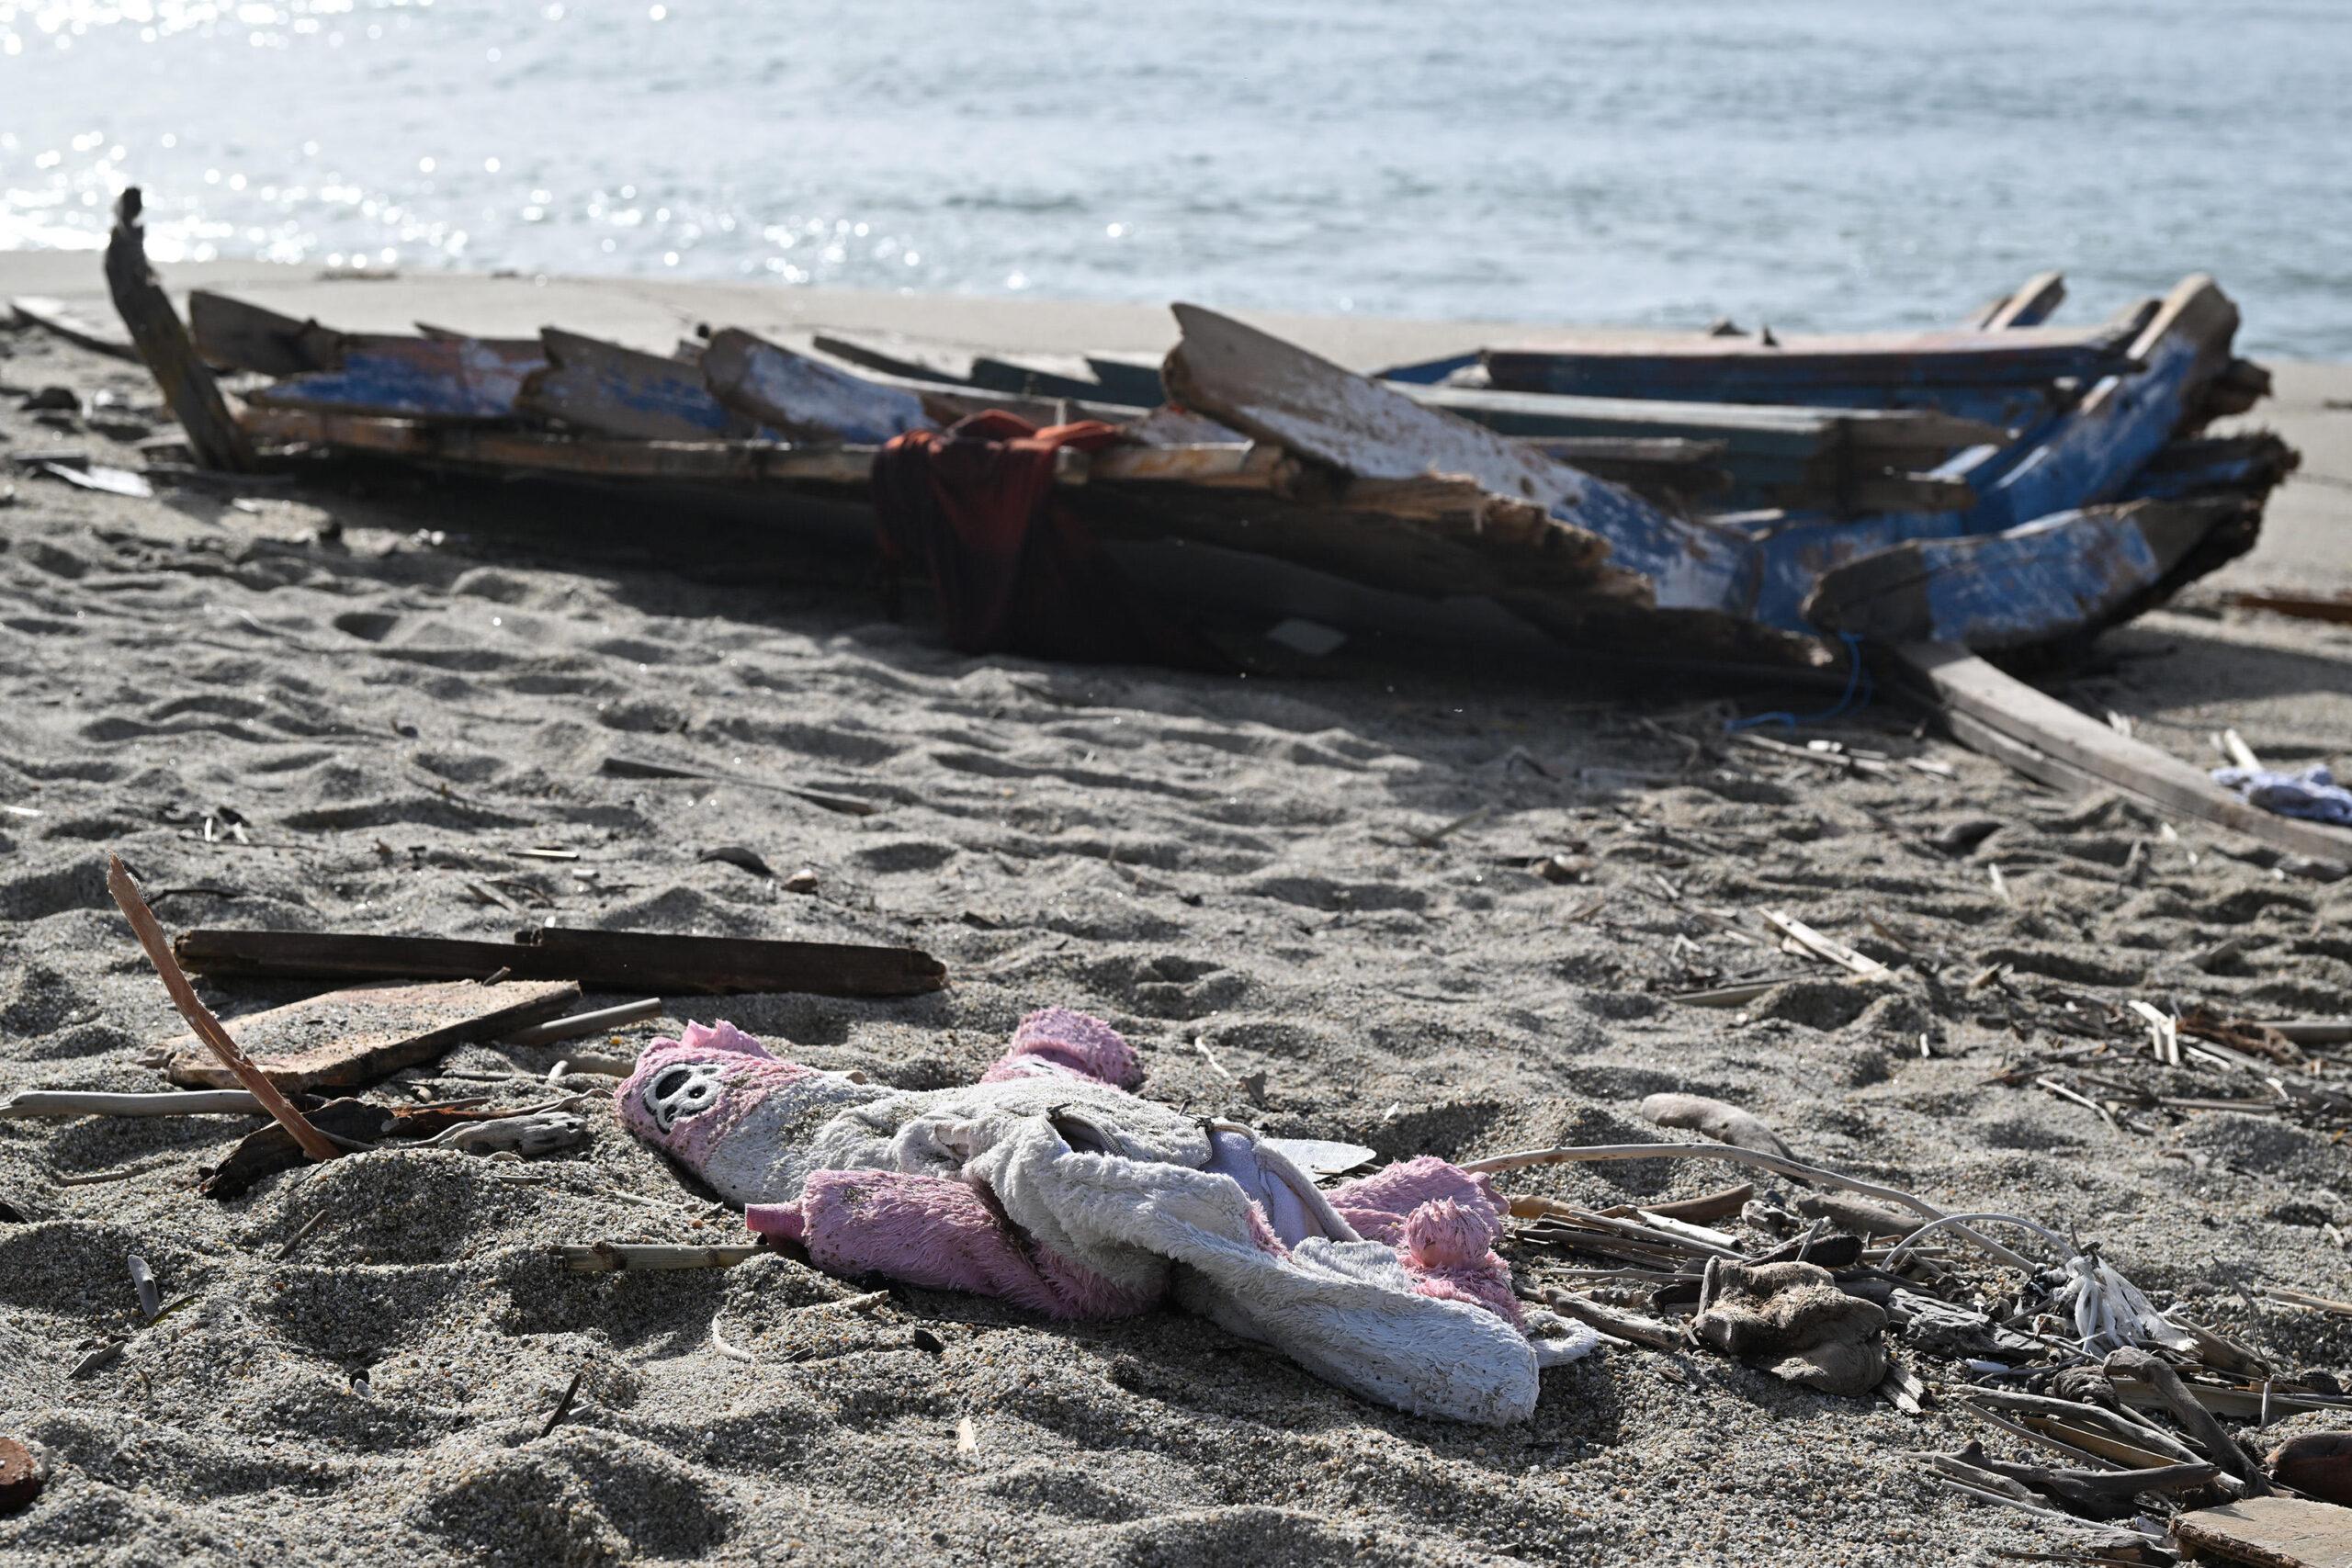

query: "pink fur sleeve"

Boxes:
[749, 1169, 1152, 1321]
[978, 1007, 1142, 1089]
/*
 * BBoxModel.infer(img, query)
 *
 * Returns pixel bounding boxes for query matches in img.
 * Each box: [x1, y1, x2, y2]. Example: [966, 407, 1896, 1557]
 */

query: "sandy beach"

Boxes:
[2, 258, 2350, 1566]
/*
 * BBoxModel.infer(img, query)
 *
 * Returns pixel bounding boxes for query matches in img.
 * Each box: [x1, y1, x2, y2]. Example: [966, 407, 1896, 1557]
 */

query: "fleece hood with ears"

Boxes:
[616, 1010, 1600, 1425]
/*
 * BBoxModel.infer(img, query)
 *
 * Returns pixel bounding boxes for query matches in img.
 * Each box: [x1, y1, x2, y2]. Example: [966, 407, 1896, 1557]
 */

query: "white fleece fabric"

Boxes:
[959, 1111, 1544, 1423]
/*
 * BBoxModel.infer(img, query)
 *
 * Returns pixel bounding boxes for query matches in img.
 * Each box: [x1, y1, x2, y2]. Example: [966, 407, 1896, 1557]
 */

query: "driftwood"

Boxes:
[1463, 1141, 2037, 1272]
[1966, 1388, 2206, 1467]
[102, 190, 257, 472]
[200, 1097, 591, 1198]
[1895, 642, 2352, 870]
[155, 978, 581, 1091]
[1636, 1182, 1755, 1225]
[171, 926, 946, 997]
[2104, 1348, 2267, 1490]
[1535, 1288, 1685, 1351]
[1638, 1092, 1793, 1157]
[9, 294, 138, 359]
[107, 857, 338, 1163]
[1793, 1191, 1920, 1240]
[1944, 1440, 2217, 1519]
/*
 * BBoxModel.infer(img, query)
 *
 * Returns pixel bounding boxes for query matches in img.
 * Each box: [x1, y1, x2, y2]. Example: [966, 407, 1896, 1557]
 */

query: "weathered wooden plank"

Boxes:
[1804, 500, 2248, 649]
[2118, 433, 2299, 503]
[802, 344, 1151, 428]
[1481, 322, 2142, 398]
[808, 331, 978, 386]
[966, 350, 1119, 403]
[159, 978, 581, 1091]
[2172, 1498, 2352, 1567]
[1974, 271, 2068, 331]
[1080, 352, 1170, 407]
[10, 294, 140, 360]
[701, 329, 935, 444]
[188, 289, 348, 375]
[241, 404, 872, 482]
[1894, 641, 2352, 868]
[1967, 275, 2240, 529]
[248, 336, 544, 421]
[1162, 302, 1745, 608]
[173, 927, 948, 997]
[103, 190, 258, 472]
[1734, 276, 2245, 631]
[518, 328, 757, 440]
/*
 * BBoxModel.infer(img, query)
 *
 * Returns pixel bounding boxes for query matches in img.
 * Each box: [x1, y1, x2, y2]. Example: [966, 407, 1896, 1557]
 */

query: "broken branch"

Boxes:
[106, 856, 341, 1163]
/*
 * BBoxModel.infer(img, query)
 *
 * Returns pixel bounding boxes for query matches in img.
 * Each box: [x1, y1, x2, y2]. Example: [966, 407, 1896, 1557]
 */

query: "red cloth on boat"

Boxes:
[870, 411, 1222, 667]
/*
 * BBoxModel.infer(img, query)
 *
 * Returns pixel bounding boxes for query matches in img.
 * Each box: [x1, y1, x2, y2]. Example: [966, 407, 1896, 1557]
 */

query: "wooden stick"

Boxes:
[502, 998, 662, 1048]
[0, 1089, 276, 1119]
[105, 855, 340, 1163]
[1535, 1288, 1685, 1351]
[1463, 1141, 2038, 1272]
[2252, 1283, 2352, 1317]
[103, 189, 257, 472]
[1966, 1390, 2204, 1466]
[2103, 1348, 2267, 1491]
[555, 1242, 765, 1273]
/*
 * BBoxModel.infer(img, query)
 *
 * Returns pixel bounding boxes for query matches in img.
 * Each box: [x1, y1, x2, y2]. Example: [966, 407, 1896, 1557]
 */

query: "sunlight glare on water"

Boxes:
[2, 0, 2347, 353]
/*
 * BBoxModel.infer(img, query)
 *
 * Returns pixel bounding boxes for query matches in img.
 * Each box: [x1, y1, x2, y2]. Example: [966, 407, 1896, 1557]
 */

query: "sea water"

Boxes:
[3, 0, 2347, 355]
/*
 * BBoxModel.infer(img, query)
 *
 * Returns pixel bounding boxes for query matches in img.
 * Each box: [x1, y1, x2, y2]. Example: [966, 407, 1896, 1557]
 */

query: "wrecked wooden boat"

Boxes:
[80, 182, 2330, 864]
[174, 260, 2293, 671]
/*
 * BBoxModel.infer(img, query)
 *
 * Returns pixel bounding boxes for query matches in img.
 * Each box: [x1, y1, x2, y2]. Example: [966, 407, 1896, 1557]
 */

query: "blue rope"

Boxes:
[1724, 634, 1871, 733]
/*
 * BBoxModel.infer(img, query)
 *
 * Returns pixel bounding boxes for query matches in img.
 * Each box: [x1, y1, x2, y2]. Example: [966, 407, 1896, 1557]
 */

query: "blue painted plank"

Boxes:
[1482, 324, 2140, 401]
[1731, 276, 2241, 632]
[520, 329, 752, 441]
[700, 329, 934, 445]
[248, 337, 543, 420]
[1964, 277, 2237, 530]
[2116, 434, 2298, 502]
[1803, 501, 2242, 649]
[1371, 350, 1483, 386]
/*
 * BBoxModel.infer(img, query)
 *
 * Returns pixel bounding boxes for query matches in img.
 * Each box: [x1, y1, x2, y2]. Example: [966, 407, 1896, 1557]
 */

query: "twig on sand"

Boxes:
[53, 1158, 173, 1187]
[504, 998, 662, 1049]
[538, 1368, 586, 1438]
[1462, 1141, 2038, 1272]
[106, 855, 340, 1164]
[1532, 1287, 1685, 1351]
[708, 1310, 756, 1365]
[69, 1341, 127, 1379]
[556, 1242, 766, 1273]
[275, 1211, 329, 1261]
[2253, 1283, 2352, 1317]
[1, 1089, 277, 1119]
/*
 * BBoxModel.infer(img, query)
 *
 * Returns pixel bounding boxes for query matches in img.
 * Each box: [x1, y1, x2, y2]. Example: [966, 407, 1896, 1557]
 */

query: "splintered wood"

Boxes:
[154, 978, 582, 1091]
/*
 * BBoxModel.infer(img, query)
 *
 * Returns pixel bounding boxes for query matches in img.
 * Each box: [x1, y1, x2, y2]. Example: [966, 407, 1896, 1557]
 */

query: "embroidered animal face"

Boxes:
[641, 1061, 728, 1132]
